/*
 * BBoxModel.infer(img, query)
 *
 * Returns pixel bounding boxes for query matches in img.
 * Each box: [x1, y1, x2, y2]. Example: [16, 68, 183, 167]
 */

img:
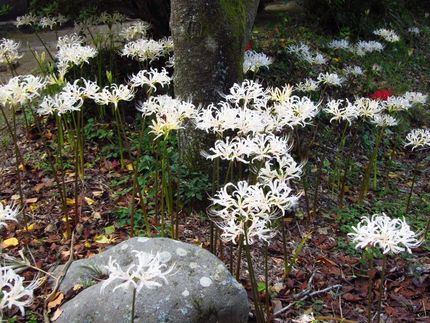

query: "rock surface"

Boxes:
[55, 237, 249, 323]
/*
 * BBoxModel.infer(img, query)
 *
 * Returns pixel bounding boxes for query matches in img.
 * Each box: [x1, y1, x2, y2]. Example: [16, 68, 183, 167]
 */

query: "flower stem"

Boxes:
[405, 158, 420, 215]
[376, 255, 387, 323]
[367, 251, 374, 323]
[131, 287, 136, 323]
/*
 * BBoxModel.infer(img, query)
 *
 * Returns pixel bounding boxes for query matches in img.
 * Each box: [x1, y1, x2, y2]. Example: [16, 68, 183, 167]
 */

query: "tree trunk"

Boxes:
[170, 0, 259, 170]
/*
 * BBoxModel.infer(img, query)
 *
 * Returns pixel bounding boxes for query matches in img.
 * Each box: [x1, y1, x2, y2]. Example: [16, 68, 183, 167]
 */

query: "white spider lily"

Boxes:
[324, 99, 359, 125]
[95, 84, 134, 109]
[201, 136, 249, 164]
[402, 92, 427, 105]
[352, 41, 384, 56]
[121, 38, 165, 62]
[327, 39, 350, 50]
[0, 268, 40, 317]
[404, 128, 430, 150]
[257, 156, 304, 184]
[243, 50, 273, 74]
[317, 72, 345, 87]
[382, 96, 412, 113]
[348, 213, 421, 254]
[287, 43, 327, 65]
[354, 98, 384, 119]
[101, 251, 174, 294]
[0, 38, 23, 65]
[225, 79, 269, 108]
[56, 34, 97, 78]
[120, 21, 150, 41]
[373, 28, 400, 42]
[268, 84, 294, 104]
[0, 75, 46, 107]
[15, 14, 39, 28]
[0, 201, 19, 228]
[129, 68, 171, 90]
[343, 65, 364, 76]
[39, 16, 58, 30]
[295, 78, 319, 92]
[371, 113, 398, 127]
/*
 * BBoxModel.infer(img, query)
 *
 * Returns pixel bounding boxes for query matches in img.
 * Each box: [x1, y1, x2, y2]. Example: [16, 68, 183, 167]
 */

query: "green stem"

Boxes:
[359, 127, 384, 203]
[243, 227, 264, 323]
[405, 158, 420, 215]
[131, 287, 136, 323]
[367, 251, 374, 323]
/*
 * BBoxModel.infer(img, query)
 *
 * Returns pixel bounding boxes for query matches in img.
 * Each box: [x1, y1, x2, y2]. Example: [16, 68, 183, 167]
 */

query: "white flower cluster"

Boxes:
[98, 12, 125, 25]
[137, 95, 196, 139]
[287, 43, 327, 65]
[16, 14, 67, 29]
[407, 27, 420, 35]
[0, 75, 46, 107]
[121, 38, 166, 62]
[343, 65, 364, 77]
[0, 267, 40, 317]
[129, 68, 171, 90]
[0, 201, 19, 229]
[327, 39, 350, 50]
[195, 80, 319, 136]
[201, 80, 308, 245]
[317, 72, 345, 87]
[38, 79, 99, 115]
[405, 128, 430, 150]
[295, 78, 319, 92]
[373, 28, 400, 43]
[324, 99, 359, 125]
[56, 34, 97, 78]
[0, 38, 23, 65]
[95, 84, 134, 109]
[209, 180, 299, 245]
[353, 40, 385, 56]
[348, 213, 421, 254]
[101, 250, 174, 293]
[243, 50, 273, 74]
[120, 21, 151, 41]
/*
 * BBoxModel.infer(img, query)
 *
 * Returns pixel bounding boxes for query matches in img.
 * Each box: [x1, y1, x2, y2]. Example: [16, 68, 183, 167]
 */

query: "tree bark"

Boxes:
[170, 0, 259, 170]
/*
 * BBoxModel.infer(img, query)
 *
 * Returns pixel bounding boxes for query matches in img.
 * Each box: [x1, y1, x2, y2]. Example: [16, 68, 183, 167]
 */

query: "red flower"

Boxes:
[245, 40, 253, 51]
[369, 89, 393, 101]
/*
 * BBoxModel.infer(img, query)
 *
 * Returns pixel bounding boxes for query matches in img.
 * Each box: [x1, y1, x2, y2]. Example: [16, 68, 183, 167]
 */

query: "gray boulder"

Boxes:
[55, 237, 249, 323]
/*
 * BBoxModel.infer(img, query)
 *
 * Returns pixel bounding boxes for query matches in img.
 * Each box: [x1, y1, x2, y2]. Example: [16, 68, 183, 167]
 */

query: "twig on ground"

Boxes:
[273, 284, 342, 317]
[43, 232, 75, 323]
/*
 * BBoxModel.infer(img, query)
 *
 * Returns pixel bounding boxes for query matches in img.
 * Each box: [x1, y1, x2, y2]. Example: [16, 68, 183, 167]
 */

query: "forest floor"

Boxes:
[1, 5, 430, 323]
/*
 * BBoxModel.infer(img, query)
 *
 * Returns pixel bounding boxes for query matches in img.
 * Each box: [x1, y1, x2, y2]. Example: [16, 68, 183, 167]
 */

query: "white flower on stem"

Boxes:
[0, 201, 19, 228]
[243, 50, 273, 74]
[0, 38, 23, 65]
[129, 68, 171, 90]
[402, 92, 427, 105]
[225, 79, 269, 108]
[121, 38, 165, 63]
[268, 84, 294, 104]
[324, 99, 359, 125]
[80, 79, 100, 100]
[404, 128, 430, 150]
[317, 72, 345, 87]
[371, 113, 398, 127]
[56, 34, 97, 77]
[383, 96, 412, 113]
[201, 136, 249, 164]
[407, 27, 420, 35]
[343, 65, 364, 77]
[373, 28, 400, 42]
[39, 16, 59, 30]
[355, 98, 384, 119]
[15, 14, 38, 28]
[295, 78, 319, 92]
[247, 134, 293, 162]
[287, 95, 320, 127]
[257, 156, 304, 184]
[348, 213, 422, 254]
[0, 268, 40, 316]
[0, 75, 46, 107]
[95, 84, 134, 109]
[287, 43, 327, 65]
[37, 91, 83, 116]
[101, 251, 174, 294]
[160, 36, 174, 53]
[327, 39, 350, 50]
[352, 41, 384, 56]
[120, 21, 150, 41]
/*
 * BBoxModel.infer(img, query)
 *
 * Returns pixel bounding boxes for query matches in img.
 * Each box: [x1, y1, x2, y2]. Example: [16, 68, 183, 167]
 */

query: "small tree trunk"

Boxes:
[171, 0, 259, 170]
